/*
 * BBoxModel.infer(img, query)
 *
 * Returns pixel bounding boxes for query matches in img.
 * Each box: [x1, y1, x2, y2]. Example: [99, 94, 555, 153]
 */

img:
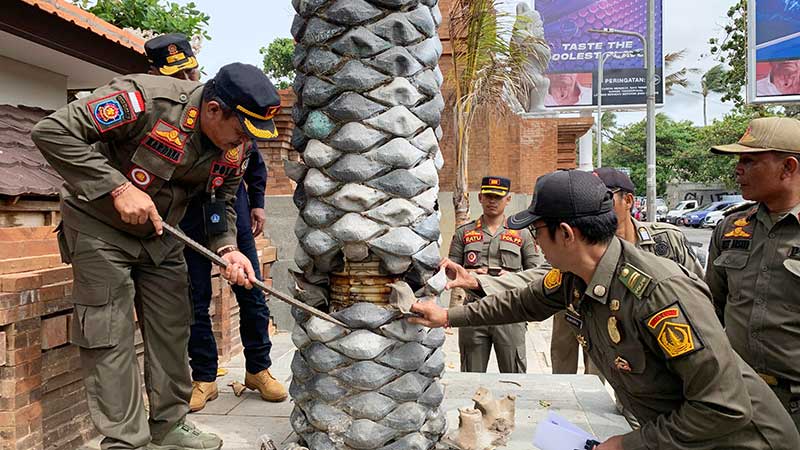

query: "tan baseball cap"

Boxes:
[711, 117, 800, 155]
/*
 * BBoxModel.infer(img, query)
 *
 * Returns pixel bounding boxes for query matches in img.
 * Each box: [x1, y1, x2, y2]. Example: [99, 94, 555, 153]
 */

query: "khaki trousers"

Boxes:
[458, 321, 528, 373]
[61, 224, 192, 449]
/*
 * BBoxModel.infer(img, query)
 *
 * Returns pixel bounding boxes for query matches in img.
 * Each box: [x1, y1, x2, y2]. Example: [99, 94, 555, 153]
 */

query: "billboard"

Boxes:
[534, 0, 664, 110]
[747, 0, 800, 104]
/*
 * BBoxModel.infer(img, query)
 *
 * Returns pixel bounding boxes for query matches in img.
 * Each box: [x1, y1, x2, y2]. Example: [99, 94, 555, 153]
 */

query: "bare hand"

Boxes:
[250, 207, 266, 236]
[439, 258, 480, 290]
[408, 299, 449, 328]
[595, 435, 624, 450]
[221, 251, 257, 289]
[113, 183, 163, 235]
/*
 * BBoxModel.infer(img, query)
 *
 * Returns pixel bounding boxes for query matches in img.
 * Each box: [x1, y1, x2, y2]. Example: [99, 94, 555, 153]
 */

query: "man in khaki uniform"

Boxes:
[447, 176, 543, 373]
[706, 117, 800, 431]
[32, 63, 281, 450]
[412, 170, 800, 450]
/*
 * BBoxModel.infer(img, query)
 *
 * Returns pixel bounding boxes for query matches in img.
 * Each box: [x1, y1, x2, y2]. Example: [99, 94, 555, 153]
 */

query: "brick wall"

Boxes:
[0, 226, 278, 450]
[261, 90, 300, 196]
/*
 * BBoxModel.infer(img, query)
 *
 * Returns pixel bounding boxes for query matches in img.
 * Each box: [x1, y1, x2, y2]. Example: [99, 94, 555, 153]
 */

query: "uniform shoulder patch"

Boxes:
[618, 263, 652, 299]
[543, 268, 562, 292]
[87, 90, 143, 133]
[182, 106, 199, 130]
[643, 302, 704, 359]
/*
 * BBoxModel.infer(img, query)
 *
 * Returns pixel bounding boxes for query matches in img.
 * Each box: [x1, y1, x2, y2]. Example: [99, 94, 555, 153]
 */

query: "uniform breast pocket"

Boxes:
[128, 142, 179, 191]
[499, 242, 522, 271]
[781, 259, 800, 312]
[712, 251, 749, 298]
[612, 344, 650, 395]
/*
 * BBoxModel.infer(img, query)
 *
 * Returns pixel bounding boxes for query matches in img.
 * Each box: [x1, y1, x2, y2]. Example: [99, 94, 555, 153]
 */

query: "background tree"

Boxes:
[77, 0, 210, 40]
[708, 0, 746, 106]
[448, 0, 546, 225]
[699, 64, 729, 126]
[260, 38, 295, 89]
[664, 49, 700, 95]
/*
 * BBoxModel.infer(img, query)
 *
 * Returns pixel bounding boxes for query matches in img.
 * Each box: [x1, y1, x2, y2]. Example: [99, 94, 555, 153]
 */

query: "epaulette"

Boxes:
[455, 221, 476, 232]
[723, 202, 757, 217]
[618, 263, 652, 299]
[648, 222, 679, 231]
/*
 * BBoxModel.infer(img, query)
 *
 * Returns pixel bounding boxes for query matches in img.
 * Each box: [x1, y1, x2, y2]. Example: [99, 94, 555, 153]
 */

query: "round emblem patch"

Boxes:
[130, 168, 151, 187]
[211, 177, 225, 189]
[94, 100, 122, 125]
[466, 251, 479, 265]
[654, 240, 670, 257]
[210, 213, 221, 224]
[543, 269, 562, 290]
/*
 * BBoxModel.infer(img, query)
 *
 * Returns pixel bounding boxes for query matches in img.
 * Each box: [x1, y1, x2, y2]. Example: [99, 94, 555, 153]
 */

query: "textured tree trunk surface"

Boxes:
[288, 0, 447, 448]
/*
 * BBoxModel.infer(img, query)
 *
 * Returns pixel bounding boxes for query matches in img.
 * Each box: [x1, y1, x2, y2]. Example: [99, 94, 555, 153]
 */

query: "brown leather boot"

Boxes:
[189, 381, 219, 412]
[244, 369, 288, 402]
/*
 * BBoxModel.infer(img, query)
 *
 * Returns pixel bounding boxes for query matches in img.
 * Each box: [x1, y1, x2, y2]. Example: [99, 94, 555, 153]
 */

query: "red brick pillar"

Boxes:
[0, 317, 44, 450]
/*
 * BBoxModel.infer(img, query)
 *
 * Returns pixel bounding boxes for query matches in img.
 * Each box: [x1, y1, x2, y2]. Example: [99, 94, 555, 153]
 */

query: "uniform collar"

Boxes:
[630, 218, 654, 245]
[585, 237, 622, 304]
[476, 215, 507, 235]
[754, 201, 800, 229]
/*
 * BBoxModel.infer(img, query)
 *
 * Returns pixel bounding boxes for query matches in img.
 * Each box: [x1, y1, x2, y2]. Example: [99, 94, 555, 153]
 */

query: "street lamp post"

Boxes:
[589, 22, 655, 219]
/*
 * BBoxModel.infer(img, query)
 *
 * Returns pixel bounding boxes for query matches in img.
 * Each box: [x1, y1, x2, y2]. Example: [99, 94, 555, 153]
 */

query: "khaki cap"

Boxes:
[711, 117, 800, 155]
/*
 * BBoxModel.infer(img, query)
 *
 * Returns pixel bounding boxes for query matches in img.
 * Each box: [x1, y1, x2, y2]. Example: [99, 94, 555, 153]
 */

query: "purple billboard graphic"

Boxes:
[535, 0, 664, 109]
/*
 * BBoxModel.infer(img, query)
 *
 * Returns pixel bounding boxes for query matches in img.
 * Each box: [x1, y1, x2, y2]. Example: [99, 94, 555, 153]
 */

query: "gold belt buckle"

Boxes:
[758, 372, 779, 386]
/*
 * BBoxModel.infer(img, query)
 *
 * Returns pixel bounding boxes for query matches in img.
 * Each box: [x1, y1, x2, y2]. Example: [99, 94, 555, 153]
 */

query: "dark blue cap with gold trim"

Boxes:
[480, 176, 511, 197]
[144, 33, 198, 76]
[212, 63, 281, 141]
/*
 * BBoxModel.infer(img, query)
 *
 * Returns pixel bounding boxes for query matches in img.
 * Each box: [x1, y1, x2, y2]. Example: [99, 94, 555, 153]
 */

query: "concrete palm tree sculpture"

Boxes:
[287, 0, 448, 448]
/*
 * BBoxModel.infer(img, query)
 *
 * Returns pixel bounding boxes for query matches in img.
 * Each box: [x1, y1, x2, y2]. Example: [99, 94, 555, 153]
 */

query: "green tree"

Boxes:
[77, 0, 210, 40]
[708, 0, 746, 106]
[260, 38, 295, 89]
[700, 64, 729, 126]
[603, 114, 700, 193]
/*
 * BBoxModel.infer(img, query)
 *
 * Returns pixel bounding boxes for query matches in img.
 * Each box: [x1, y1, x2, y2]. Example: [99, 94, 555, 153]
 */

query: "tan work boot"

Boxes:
[148, 421, 222, 450]
[189, 381, 218, 412]
[244, 369, 288, 402]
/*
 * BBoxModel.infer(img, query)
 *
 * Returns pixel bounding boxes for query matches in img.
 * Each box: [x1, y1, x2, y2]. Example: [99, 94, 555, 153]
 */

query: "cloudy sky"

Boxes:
[181, 0, 739, 126]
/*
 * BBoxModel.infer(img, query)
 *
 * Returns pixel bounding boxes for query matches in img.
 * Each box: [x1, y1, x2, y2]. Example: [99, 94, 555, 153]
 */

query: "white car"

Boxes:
[666, 200, 699, 224]
[702, 201, 755, 228]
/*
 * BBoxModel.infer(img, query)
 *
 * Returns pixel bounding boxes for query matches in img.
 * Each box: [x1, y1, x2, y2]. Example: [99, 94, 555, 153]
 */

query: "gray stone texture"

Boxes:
[290, 0, 445, 446]
[331, 28, 392, 58]
[367, 47, 424, 77]
[303, 140, 341, 168]
[327, 154, 387, 183]
[301, 199, 344, 228]
[331, 60, 391, 92]
[330, 122, 387, 153]
[321, 0, 383, 25]
[369, 227, 427, 256]
[364, 138, 426, 169]
[366, 77, 425, 107]
[325, 184, 388, 212]
[365, 106, 426, 137]
[324, 92, 386, 122]
[328, 213, 384, 242]
[367, 169, 429, 198]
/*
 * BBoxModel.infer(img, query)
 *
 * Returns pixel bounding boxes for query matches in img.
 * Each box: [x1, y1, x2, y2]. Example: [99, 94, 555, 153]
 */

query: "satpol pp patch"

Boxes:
[644, 302, 704, 359]
[87, 91, 144, 133]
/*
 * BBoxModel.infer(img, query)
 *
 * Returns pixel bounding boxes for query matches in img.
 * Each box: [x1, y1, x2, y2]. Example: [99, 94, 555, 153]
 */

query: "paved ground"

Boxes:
[80, 320, 628, 450]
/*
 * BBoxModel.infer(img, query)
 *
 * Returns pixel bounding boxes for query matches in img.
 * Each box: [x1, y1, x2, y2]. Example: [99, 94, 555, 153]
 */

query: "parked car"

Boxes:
[637, 198, 668, 221]
[683, 201, 738, 228]
[666, 200, 699, 224]
[702, 201, 756, 228]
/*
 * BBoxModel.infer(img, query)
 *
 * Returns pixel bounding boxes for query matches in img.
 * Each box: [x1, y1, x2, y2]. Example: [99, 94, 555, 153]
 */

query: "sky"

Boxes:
[179, 0, 739, 127]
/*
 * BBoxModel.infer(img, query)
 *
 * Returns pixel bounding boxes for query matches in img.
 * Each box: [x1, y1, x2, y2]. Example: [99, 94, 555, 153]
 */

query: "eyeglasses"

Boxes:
[530, 224, 547, 239]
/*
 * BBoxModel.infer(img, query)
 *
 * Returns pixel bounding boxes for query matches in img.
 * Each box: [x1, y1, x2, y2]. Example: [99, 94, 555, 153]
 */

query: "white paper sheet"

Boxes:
[533, 411, 598, 450]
